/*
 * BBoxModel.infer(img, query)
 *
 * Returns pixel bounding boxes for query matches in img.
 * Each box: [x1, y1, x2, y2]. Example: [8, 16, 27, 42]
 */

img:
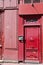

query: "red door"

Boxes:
[25, 26, 41, 63]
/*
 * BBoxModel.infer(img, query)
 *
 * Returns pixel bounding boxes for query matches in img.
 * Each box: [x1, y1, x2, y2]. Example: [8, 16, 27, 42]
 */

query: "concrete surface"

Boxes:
[0, 63, 43, 65]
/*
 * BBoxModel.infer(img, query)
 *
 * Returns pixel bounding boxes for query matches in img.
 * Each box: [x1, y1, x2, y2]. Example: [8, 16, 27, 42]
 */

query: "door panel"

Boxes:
[25, 27, 41, 61]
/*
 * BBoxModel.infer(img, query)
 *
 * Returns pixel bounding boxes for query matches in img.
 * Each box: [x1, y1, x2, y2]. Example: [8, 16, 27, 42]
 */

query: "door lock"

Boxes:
[18, 36, 24, 42]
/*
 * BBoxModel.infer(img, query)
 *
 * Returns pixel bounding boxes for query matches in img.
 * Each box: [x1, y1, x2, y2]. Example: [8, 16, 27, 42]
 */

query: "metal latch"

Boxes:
[18, 36, 24, 42]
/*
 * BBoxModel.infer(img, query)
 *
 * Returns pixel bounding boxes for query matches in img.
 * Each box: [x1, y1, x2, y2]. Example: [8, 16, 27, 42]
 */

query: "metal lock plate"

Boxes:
[18, 36, 24, 41]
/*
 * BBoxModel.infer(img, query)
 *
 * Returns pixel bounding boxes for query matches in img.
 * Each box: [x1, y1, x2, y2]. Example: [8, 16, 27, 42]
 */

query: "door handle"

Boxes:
[30, 37, 34, 41]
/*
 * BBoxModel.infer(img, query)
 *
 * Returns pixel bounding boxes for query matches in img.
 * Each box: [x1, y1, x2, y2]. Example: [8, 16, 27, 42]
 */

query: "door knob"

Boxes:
[30, 37, 34, 41]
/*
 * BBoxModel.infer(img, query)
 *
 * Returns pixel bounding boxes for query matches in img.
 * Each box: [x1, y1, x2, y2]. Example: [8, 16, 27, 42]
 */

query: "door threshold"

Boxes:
[25, 60, 40, 64]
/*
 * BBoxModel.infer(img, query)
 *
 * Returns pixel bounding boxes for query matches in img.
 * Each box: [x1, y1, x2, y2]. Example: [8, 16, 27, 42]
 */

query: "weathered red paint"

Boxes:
[0, 0, 3, 8]
[19, 3, 43, 15]
[3, 10, 18, 60]
[0, 0, 43, 64]
[18, 16, 24, 61]
[0, 12, 4, 60]
[25, 27, 41, 62]
[0, 0, 18, 61]
[42, 16, 43, 63]
[4, 0, 17, 8]
[18, 15, 42, 63]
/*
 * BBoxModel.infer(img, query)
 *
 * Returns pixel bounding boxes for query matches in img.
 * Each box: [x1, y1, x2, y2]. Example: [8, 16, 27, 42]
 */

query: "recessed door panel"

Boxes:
[25, 27, 41, 62]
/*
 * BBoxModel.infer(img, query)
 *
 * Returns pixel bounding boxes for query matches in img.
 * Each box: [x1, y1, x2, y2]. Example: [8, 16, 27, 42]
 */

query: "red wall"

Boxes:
[19, 3, 43, 15]
[18, 16, 24, 61]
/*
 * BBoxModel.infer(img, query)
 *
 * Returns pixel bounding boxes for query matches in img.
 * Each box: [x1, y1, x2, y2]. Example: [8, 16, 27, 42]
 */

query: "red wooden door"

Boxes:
[25, 26, 41, 62]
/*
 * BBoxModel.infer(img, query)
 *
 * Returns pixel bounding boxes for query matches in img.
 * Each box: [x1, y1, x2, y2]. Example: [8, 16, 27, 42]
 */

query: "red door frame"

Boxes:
[18, 15, 42, 63]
